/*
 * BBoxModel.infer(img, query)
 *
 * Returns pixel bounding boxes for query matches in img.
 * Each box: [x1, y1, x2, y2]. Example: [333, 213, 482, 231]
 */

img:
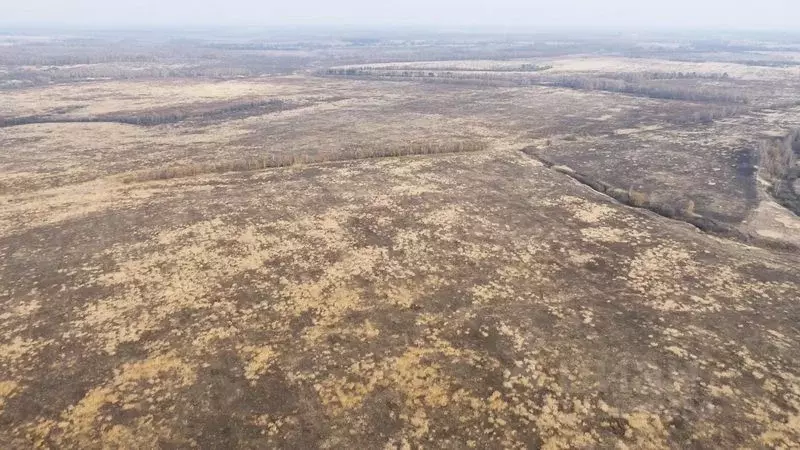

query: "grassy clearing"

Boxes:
[122, 140, 489, 183]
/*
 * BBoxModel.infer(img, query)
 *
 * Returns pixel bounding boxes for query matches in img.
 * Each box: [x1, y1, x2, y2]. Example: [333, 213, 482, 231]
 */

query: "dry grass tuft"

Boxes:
[122, 141, 489, 183]
[628, 188, 650, 207]
[681, 199, 696, 217]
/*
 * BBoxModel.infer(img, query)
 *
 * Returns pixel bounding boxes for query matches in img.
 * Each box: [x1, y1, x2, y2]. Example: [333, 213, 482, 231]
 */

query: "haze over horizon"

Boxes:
[3, 0, 800, 31]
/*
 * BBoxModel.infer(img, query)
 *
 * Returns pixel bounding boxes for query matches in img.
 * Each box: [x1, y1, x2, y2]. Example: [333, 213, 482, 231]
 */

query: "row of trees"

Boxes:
[612, 71, 732, 82]
[323, 67, 748, 104]
[545, 76, 748, 103]
[672, 105, 750, 125]
[0, 52, 159, 66]
[323, 67, 561, 88]
[326, 63, 552, 74]
[124, 140, 489, 183]
[0, 99, 288, 128]
[1, 65, 257, 88]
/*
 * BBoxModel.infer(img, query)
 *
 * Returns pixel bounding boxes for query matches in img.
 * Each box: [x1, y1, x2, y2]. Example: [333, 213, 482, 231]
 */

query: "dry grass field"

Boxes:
[1, 29, 800, 448]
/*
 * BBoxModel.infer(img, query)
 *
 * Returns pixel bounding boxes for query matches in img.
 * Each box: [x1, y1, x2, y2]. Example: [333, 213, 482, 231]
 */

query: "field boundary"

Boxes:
[122, 141, 489, 183]
[0, 99, 300, 128]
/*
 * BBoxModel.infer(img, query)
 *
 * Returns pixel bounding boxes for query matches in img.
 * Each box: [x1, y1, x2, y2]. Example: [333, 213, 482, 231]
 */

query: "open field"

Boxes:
[1, 28, 800, 448]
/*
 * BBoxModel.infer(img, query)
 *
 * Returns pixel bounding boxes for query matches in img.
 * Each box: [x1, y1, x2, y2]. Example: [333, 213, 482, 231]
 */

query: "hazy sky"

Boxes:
[3, 0, 800, 30]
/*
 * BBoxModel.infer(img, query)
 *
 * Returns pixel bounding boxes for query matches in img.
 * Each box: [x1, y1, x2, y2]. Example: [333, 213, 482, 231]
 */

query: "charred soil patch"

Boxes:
[2, 152, 800, 448]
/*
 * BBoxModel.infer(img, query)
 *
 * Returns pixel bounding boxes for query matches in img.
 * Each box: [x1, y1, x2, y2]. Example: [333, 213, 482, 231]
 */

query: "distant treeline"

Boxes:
[663, 55, 800, 68]
[0, 45, 312, 88]
[543, 76, 748, 104]
[609, 71, 732, 82]
[0, 53, 159, 66]
[0, 99, 289, 128]
[324, 63, 553, 75]
[322, 67, 748, 104]
[734, 60, 800, 68]
[1, 65, 266, 89]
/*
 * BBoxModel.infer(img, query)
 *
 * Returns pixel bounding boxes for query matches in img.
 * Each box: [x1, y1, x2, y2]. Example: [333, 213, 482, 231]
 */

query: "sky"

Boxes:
[2, 0, 800, 30]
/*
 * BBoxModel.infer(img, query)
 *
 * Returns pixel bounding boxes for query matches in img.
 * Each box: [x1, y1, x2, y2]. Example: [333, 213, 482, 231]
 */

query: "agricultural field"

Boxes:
[1, 29, 800, 448]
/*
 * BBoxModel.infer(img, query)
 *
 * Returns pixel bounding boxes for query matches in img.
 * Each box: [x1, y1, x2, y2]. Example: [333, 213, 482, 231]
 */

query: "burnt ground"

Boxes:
[3, 32, 800, 449]
[2, 74, 799, 230]
[531, 109, 800, 225]
[1, 151, 799, 448]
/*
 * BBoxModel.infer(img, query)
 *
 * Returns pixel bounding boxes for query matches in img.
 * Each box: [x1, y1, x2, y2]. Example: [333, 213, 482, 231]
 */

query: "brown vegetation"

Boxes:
[324, 63, 553, 76]
[759, 130, 799, 181]
[611, 71, 732, 82]
[628, 187, 650, 207]
[545, 75, 748, 103]
[0, 99, 290, 128]
[527, 149, 746, 237]
[680, 199, 696, 217]
[758, 129, 800, 214]
[122, 140, 489, 183]
[3, 29, 800, 449]
[321, 66, 748, 105]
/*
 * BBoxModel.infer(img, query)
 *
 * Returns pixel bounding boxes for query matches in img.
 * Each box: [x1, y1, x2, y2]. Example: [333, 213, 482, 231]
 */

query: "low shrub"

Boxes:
[628, 189, 649, 207]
